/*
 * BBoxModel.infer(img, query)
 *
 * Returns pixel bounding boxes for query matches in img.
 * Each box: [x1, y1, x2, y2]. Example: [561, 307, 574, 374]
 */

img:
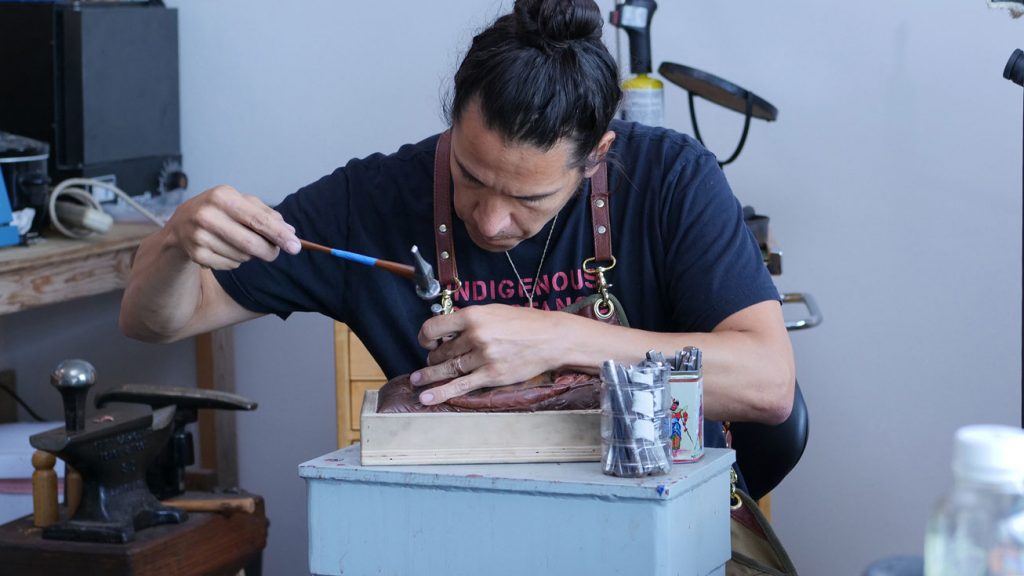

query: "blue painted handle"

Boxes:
[329, 248, 377, 268]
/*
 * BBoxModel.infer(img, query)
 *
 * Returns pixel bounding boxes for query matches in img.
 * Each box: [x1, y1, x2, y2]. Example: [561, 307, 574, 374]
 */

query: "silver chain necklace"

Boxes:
[505, 213, 559, 308]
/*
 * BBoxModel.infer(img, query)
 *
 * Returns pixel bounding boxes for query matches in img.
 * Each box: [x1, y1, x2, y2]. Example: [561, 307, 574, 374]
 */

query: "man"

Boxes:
[119, 0, 794, 441]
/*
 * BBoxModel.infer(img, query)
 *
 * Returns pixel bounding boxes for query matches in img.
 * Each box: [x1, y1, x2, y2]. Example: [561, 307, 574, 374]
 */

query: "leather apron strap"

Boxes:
[589, 158, 612, 263]
[432, 130, 612, 287]
[433, 130, 458, 288]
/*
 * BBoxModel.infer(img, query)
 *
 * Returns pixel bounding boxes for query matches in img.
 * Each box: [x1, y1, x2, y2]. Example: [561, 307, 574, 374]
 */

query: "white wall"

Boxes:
[7, 1, 1016, 573]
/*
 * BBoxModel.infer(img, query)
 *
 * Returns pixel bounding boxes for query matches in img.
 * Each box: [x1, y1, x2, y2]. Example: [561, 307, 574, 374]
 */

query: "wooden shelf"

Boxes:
[0, 223, 159, 315]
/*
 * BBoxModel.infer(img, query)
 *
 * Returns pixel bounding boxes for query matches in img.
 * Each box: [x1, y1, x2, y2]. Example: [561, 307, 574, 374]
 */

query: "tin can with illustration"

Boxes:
[668, 348, 704, 463]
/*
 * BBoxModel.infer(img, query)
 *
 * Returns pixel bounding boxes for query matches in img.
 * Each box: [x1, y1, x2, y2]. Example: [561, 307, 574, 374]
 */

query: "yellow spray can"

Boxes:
[610, 0, 662, 126]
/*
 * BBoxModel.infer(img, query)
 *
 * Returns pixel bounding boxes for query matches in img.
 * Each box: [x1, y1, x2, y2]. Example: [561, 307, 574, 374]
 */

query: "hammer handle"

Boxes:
[162, 496, 257, 514]
[299, 239, 415, 278]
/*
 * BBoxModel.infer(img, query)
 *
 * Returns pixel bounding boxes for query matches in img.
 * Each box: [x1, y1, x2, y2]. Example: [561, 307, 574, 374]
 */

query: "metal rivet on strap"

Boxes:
[438, 224, 448, 233]
[597, 225, 607, 234]
[595, 199, 605, 208]
[441, 251, 450, 259]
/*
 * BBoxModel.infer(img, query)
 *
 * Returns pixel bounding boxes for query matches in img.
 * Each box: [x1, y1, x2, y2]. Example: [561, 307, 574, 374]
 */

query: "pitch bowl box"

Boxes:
[357, 389, 603, 465]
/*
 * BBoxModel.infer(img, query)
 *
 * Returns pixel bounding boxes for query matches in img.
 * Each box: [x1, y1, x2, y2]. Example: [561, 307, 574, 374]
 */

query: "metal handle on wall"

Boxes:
[781, 292, 822, 331]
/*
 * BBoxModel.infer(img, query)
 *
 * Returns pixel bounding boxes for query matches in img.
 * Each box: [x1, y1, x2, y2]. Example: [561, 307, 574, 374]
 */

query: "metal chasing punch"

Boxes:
[410, 245, 440, 302]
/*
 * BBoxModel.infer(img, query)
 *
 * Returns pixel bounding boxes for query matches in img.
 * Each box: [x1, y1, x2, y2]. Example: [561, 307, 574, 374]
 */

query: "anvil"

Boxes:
[29, 360, 187, 543]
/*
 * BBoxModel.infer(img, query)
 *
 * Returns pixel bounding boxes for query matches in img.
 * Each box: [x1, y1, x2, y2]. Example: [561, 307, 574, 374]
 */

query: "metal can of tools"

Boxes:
[600, 360, 672, 478]
[668, 368, 704, 463]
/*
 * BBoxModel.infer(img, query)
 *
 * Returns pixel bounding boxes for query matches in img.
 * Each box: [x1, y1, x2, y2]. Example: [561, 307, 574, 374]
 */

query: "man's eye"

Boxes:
[519, 196, 545, 205]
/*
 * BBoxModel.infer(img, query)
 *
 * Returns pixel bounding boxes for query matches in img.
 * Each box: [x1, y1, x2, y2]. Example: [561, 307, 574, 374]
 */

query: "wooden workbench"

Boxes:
[0, 223, 158, 315]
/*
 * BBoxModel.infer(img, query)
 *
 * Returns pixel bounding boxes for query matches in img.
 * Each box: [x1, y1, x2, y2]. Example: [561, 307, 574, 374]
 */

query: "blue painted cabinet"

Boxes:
[300, 445, 734, 576]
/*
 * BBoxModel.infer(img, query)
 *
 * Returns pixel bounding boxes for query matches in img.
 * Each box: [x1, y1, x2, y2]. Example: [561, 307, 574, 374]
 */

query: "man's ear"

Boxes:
[583, 131, 616, 178]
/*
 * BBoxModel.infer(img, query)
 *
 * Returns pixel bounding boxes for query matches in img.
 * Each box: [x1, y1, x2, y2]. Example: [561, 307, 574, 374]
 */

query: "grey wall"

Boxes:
[5, 0, 1018, 574]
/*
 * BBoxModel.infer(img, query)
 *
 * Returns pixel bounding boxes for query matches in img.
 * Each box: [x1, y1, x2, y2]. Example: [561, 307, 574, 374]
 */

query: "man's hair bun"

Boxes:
[514, 0, 604, 47]
[448, 0, 620, 167]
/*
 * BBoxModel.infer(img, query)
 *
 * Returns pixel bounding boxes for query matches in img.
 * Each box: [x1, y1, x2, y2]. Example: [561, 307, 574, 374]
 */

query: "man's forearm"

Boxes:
[120, 229, 204, 342]
[554, 303, 795, 425]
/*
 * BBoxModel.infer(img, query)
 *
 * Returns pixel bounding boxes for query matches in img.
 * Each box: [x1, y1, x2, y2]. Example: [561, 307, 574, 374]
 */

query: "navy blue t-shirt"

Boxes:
[214, 120, 779, 451]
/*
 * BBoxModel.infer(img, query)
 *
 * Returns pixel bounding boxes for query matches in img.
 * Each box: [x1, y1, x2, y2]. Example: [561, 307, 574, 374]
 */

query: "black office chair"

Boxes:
[729, 209, 819, 501]
[730, 380, 810, 501]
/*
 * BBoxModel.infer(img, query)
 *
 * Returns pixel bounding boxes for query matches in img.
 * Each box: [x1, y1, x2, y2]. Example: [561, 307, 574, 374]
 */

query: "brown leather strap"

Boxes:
[432, 132, 613, 284]
[590, 162, 612, 263]
[433, 130, 458, 287]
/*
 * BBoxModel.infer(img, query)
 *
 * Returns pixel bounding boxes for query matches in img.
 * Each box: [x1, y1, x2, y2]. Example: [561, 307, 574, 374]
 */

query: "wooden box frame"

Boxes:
[359, 390, 602, 466]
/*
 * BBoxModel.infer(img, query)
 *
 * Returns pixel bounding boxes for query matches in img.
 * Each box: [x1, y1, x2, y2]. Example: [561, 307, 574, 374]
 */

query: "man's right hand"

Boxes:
[120, 185, 300, 343]
[166, 184, 301, 269]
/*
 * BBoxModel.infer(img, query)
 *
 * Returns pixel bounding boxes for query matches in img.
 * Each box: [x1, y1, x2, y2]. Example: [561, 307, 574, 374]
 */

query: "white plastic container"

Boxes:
[924, 425, 1024, 576]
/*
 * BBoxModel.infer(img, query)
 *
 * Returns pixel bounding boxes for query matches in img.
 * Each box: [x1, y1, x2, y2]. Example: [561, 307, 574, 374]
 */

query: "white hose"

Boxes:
[48, 177, 166, 238]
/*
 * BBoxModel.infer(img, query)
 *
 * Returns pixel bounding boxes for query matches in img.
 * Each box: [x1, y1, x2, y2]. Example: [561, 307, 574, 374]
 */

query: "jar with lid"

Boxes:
[924, 425, 1024, 576]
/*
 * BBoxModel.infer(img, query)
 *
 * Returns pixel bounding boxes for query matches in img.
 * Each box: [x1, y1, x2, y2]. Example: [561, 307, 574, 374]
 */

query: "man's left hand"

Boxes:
[410, 304, 565, 405]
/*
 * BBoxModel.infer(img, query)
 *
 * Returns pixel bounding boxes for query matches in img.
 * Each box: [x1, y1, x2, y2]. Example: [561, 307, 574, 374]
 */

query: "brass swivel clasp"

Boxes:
[438, 278, 461, 315]
[582, 256, 617, 320]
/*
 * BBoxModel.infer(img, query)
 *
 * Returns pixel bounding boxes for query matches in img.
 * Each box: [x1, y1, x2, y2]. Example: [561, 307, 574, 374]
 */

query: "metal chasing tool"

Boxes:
[410, 245, 440, 301]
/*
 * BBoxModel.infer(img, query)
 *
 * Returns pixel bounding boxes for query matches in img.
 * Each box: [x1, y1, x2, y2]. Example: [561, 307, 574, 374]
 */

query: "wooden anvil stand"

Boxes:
[0, 362, 267, 575]
[0, 494, 267, 576]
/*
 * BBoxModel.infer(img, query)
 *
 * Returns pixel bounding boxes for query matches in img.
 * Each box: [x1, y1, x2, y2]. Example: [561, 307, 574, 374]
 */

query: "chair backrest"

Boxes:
[728, 381, 809, 501]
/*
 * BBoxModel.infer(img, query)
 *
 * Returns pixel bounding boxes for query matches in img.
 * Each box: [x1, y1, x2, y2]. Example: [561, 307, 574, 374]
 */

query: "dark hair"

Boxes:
[446, 0, 621, 168]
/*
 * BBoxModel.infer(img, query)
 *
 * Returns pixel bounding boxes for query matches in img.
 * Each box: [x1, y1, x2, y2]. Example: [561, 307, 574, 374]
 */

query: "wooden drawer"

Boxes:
[350, 380, 384, 430]
[348, 332, 386, 380]
[336, 323, 388, 448]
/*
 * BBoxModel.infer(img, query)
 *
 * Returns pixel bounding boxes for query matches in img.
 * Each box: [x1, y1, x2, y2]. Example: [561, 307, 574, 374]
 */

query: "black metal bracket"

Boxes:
[96, 384, 258, 499]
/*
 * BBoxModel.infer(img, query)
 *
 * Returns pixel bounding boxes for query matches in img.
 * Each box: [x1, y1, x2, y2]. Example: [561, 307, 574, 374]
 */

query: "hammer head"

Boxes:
[411, 245, 441, 300]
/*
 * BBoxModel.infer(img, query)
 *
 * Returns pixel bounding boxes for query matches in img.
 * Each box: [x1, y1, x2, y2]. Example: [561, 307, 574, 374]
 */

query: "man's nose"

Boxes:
[473, 198, 512, 238]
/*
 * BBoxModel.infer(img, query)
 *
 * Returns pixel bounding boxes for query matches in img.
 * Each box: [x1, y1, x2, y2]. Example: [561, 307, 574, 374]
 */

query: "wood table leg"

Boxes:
[195, 329, 238, 489]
